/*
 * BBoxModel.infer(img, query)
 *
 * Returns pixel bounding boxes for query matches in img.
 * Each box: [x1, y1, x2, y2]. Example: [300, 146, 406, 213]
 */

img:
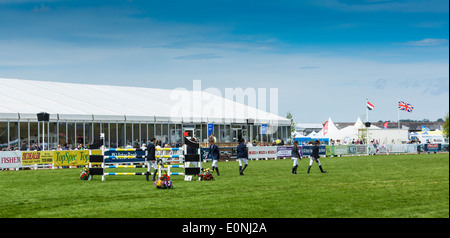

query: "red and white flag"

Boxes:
[323, 121, 329, 135]
[366, 100, 374, 110]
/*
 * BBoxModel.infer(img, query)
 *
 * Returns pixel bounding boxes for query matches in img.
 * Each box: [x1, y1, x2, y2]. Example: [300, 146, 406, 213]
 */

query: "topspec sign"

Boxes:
[0, 151, 22, 169]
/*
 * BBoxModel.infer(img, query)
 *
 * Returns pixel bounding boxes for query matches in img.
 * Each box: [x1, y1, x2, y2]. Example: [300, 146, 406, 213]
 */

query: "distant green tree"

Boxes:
[443, 113, 449, 139]
[286, 112, 296, 136]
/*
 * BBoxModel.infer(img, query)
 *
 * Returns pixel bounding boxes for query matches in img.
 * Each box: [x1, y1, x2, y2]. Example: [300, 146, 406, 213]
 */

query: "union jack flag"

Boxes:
[398, 101, 414, 112]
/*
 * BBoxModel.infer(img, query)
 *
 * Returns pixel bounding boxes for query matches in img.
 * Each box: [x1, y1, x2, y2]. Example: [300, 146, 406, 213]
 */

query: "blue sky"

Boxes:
[0, 0, 448, 123]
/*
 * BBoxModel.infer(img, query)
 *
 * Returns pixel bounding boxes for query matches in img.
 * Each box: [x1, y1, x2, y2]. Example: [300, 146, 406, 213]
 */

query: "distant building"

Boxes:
[294, 123, 323, 136]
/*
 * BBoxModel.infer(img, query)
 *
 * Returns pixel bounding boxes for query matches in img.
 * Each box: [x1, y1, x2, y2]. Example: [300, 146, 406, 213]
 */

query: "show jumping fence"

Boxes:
[88, 138, 202, 181]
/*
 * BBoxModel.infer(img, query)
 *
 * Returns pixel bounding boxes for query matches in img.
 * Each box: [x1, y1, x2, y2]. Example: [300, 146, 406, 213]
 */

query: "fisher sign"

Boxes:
[0, 151, 22, 169]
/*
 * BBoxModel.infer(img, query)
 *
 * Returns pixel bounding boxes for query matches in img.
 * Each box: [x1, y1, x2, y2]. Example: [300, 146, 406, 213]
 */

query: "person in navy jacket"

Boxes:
[236, 138, 249, 175]
[291, 140, 301, 174]
[205, 138, 220, 176]
[146, 138, 158, 181]
[308, 140, 326, 174]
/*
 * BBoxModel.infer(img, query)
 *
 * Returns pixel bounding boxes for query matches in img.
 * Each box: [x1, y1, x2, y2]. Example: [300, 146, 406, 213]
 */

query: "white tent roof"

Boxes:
[353, 117, 365, 129]
[319, 117, 339, 138]
[316, 117, 382, 141]
[0, 78, 290, 125]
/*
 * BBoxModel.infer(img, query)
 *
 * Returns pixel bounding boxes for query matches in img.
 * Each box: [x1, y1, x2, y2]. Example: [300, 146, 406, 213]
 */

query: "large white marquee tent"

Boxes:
[0, 78, 289, 125]
[0, 78, 290, 149]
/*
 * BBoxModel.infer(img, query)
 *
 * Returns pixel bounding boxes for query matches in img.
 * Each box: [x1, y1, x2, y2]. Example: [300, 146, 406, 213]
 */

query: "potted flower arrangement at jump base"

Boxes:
[154, 174, 173, 189]
[198, 168, 214, 181]
[79, 166, 91, 180]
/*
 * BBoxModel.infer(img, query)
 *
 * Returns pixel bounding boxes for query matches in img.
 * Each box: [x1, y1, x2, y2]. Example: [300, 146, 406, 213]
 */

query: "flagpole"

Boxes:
[398, 100, 400, 130]
[366, 99, 369, 155]
[366, 99, 369, 123]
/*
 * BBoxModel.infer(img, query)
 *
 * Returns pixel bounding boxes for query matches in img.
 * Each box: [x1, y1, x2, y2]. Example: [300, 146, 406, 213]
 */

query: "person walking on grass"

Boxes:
[291, 140, 301, 174]
[205, 138, 220, 176]
[146, 138, 158, 181]
[308, 140, 327, 174]
[236, 138, 249, 175]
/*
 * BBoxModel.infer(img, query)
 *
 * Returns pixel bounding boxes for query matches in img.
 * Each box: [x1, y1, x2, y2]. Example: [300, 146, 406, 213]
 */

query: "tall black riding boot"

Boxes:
[215, 167, 220, 176]
[294, 165, 298, 174]
[319, 165, 327, 173]
[240, 164, 247, 175]
[152, 169, 158, 181]
[307, 166, 311, 173]
[239, 166, 242, 175]
[145, 171, 150, 181]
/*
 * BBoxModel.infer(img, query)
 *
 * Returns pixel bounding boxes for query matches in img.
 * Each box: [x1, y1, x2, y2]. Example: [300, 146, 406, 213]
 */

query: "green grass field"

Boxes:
[0, 153, 448, 218]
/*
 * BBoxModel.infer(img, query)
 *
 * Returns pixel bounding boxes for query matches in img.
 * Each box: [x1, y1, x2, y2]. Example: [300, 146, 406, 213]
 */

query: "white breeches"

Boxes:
[238, 158, 248, 166]
[146, 161, 158, 171]
[309, 157, 321, 166]
[212, 160, 218, 167]
[291, 157, 298, 166]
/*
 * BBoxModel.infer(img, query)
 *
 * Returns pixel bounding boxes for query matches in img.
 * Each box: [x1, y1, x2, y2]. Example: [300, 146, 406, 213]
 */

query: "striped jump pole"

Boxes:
[106, 148, 145, 152]
[105, 165, 148, 169]
[105, 172, 148, 176]
[156, 155, 182, 158]
[103, 172, 184, 176]
[104, 155, 146, 159]
[165, 165, 184, 168]
[158, 164, 185, 177]
[156, 148, 182, 151]
[104, 155, 182, 159]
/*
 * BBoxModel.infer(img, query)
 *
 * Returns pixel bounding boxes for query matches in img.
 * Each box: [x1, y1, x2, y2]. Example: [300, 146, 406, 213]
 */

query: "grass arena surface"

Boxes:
[0, 153, 448, 218]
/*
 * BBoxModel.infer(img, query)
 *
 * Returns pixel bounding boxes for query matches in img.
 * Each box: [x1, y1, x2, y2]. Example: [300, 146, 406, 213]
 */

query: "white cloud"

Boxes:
[310, 0, 449, 13]
[173, 53, 223, 60]
[401, 38, 449, 47]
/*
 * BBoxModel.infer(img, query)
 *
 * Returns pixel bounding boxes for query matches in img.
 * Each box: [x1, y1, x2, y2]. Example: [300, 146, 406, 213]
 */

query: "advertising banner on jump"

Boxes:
[103, 150, 146, 163]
